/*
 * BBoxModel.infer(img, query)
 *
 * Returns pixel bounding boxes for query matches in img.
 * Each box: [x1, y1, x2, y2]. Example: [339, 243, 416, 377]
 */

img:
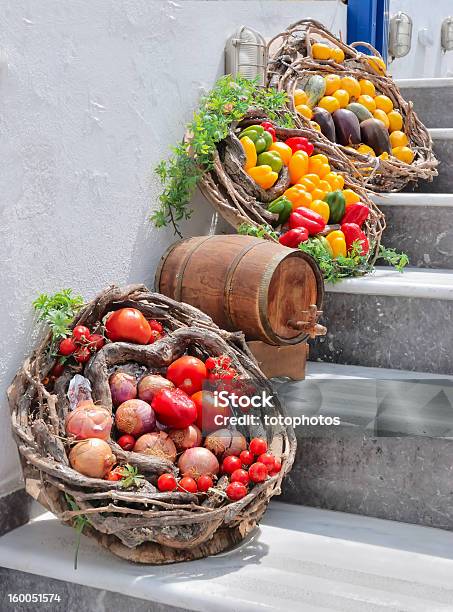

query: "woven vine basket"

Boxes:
[200, 108, 385, 266]
[8, 284, 296, 564]
[266, 19, 438, 192]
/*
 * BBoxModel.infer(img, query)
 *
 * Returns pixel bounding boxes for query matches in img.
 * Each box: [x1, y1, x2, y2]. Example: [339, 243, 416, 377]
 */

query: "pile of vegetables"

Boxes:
[294, 73, 415, 164]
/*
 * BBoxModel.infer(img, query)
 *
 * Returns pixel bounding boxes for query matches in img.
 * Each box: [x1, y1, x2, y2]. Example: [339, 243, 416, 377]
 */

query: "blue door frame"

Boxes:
[347, 0, 389, 62]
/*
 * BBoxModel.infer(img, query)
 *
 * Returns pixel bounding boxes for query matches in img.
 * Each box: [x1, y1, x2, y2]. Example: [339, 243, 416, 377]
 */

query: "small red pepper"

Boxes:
[285, 136, 314, 156]
[341, 222, 370, 255]
[279, 227, 309, 248]
[261, 121, 277, 142]
[341, 202, 370, 227]
[289, 207, 326, 235]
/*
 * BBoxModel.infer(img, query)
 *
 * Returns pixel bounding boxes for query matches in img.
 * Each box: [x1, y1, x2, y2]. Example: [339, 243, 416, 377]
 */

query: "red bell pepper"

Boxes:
[341, 223, 370, 255]
[261, 121, 277, 142]
[279, 227, 309, 248]
[285, 136, 314, 156]
[341, 202, 370, 227]
[289, 207, 326, 235]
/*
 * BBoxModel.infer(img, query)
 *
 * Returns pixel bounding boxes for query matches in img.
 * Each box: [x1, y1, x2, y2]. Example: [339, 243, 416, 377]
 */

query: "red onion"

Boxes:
[178, 447, 219, 480]
[169, 425, 202, 452]
[69, 438, 116, 478]
[66, 403, 112, 441]
[115, 399, 156, 437]
[133, 432, 177, 462]
[109, 372, 137, 407]
[204, 429, 247, 457]
[138, 374, 174, 403]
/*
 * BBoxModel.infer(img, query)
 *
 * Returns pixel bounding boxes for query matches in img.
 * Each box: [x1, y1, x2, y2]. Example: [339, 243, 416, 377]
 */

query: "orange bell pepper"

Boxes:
[289, 150, 309, 184]
[284, 186, 312, 210]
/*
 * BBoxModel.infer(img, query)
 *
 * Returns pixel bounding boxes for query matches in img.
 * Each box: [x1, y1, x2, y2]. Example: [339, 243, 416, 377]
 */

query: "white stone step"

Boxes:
[1, 502, 453, 611]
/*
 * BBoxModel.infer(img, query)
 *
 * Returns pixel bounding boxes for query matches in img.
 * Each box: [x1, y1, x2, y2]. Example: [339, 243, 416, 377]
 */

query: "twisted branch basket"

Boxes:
[8, 284, 296, 564]
[267, 19, 438, 192]
[200, 108, 385, 266]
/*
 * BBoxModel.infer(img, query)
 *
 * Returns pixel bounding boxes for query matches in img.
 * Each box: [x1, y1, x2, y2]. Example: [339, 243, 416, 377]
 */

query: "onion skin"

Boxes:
[65, 403, 112, 441]
[109, 372, 137, 407]
[69, 439, 116, 478]
[204, 429, 247, 457]
[133, 432, 177, 463]
[115, 399, 156, 437]
[169, 425, 202, 452]
[178, 447, 219, 480]
[138, 374, 174, 403]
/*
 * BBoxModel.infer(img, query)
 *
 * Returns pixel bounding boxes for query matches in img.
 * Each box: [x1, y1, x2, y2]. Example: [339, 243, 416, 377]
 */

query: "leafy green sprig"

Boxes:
[153, 75, 295, 235]
[64, 494, 90, 570]
[238, 222, 279, 242]
[33, 289, 84, 341]
[117, 464, 145, 489]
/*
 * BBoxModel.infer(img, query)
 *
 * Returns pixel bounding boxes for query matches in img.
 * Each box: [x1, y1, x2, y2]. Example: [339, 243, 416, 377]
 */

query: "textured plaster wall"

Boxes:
[0, 0, 346, 496]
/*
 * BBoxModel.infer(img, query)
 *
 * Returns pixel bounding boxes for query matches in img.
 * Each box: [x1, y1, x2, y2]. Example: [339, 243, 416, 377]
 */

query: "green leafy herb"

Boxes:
[299, 239, 372, 283]
[117, 464, 145, 489]
[33, 289, 84, 341]
[238, 222, 279, 242]
[152, 75, 294, 235]
[64, 494, 89, 570]
[376, 245, 409, 271]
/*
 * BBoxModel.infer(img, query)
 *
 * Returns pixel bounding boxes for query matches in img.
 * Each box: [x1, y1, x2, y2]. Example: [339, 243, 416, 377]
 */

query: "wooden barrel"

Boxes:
[155, 235, 324, 345]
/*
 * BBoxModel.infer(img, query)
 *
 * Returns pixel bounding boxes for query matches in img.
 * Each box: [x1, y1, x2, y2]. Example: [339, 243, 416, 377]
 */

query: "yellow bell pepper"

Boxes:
[326, 230, 347, 259]
[248, 165, 278, 190]
[284, 186, 312, 210]
[309, 199, 330, 224]
[289, 150, 309, 184]
[240, 136, 257, 171]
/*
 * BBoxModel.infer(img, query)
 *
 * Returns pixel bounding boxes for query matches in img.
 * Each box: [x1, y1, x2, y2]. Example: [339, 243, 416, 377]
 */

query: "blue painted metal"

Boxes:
[347, 0, 389, 62]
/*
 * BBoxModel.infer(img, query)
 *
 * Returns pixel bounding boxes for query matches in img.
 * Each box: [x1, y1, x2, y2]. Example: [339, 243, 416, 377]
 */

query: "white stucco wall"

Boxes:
[0, 0, 346, 497]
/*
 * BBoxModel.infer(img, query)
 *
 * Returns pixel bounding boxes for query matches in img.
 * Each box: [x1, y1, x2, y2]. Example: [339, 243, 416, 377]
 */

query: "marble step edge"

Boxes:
[428, 128, 453, 140]
[372, 192, 453, 207]
[1, 502, 453, 612]
[396, 77, 453, 89]
[326, 266, 453, 300]
[305, 360, 453, 381]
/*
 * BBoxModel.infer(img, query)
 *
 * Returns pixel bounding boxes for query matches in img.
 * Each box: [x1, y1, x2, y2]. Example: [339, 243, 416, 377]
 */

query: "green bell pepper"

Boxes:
[267, 196, 292, 226]
[239, 125, 272, 154]
[257, 151, 283, 173]
[325, 190, 346, 224]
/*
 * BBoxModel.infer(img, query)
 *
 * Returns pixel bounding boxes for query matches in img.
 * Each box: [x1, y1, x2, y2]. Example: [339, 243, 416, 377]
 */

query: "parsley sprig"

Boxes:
[33, 289, 84, 341]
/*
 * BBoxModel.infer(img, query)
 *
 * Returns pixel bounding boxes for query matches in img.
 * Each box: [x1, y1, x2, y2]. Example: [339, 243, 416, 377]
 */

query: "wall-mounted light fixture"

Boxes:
[388, 12, 413, 59]
[441, 17, 453, 52]
[225, 26, 267, 85]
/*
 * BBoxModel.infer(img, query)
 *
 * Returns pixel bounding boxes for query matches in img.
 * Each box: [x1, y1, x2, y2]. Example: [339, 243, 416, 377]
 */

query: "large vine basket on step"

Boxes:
[266, 19, 438, 192]
[8, 284, 296, 564]
[200, 108, 385, 267]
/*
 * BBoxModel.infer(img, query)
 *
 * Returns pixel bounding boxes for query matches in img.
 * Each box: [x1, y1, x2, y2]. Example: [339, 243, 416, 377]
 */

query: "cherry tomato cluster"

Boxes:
[206, 355, 238, 381]
[147, 319, 165, 344]
[59, 325, 105, 364]
[157, 473, 214, 494]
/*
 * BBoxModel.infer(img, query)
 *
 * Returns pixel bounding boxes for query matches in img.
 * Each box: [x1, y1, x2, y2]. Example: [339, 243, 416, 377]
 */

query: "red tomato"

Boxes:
[74, 346, 91, 364]
[240, 450, 254, 466]
[221, 455, 242, 475]
[157, 474, 177, 492]
[51, 362, 65, 378]
[197, 475, 214, 492]
[226, 482, 248, 501]
[249, 462, 268, 483]
[105, 308, 151, 344]
[177, 476, 198, 493]
[230, 469, 250, 486]
[117, 434, 136, 451]
[249, 438, 267, 456]
[192, 390, 231, 433]
[106, 467, 123, 481]
[148, 330, 162, 344]
[273, 458, 282, 473]
[59, 338, 77, 356]
[258, 452, 276, 472]
[72, 325, 91, 343]
[151, 388, 197, 429]
[88, 333, 105, 351]
[148, 320, 163, 333]
[166, 356, 207, 395]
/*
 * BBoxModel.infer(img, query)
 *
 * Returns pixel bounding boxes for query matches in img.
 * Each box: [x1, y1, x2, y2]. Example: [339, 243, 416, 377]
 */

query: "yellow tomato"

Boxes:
[389, 130, 409, 148]
[318, 96, 340, 113]
[331, 48, 345, 63]
[358, 94, 376, 113]
[311, 187, 326, 201]
[333, 88, 350, 108]
[342, 189, 361, 207]
[310, 121, 321, 132]
[324, 74, 342, 95]
[359, 79, 375, 97]
[392, 146, 415, 164]
[357, 144, 376, 157]
[312, 42, 332, 60]
[269, 142, 293, 166]
[379, 152, 389, 160]
[388, 110, 403, 132]
[340, 76, 361, 100]
[325, 172, 345, 190]
[373, 109, 390, 129]
[296, 104, 313, 120]
[375, 94, 393, 113]
[294, 89, 308, 106]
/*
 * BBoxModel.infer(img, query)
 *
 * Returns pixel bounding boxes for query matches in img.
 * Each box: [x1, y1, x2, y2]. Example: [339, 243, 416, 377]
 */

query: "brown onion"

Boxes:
[115, 399, 156, 436]
[138, 374, 174, 403]
[66, 403, 112, 441]
[69, 438, 116, 478]
[169, 424, 202, 452]
[109, 372, 137, 407]
[204, 428, 247, 457]
[178, 447, 219, 479]
[133, 432, 177, 462]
